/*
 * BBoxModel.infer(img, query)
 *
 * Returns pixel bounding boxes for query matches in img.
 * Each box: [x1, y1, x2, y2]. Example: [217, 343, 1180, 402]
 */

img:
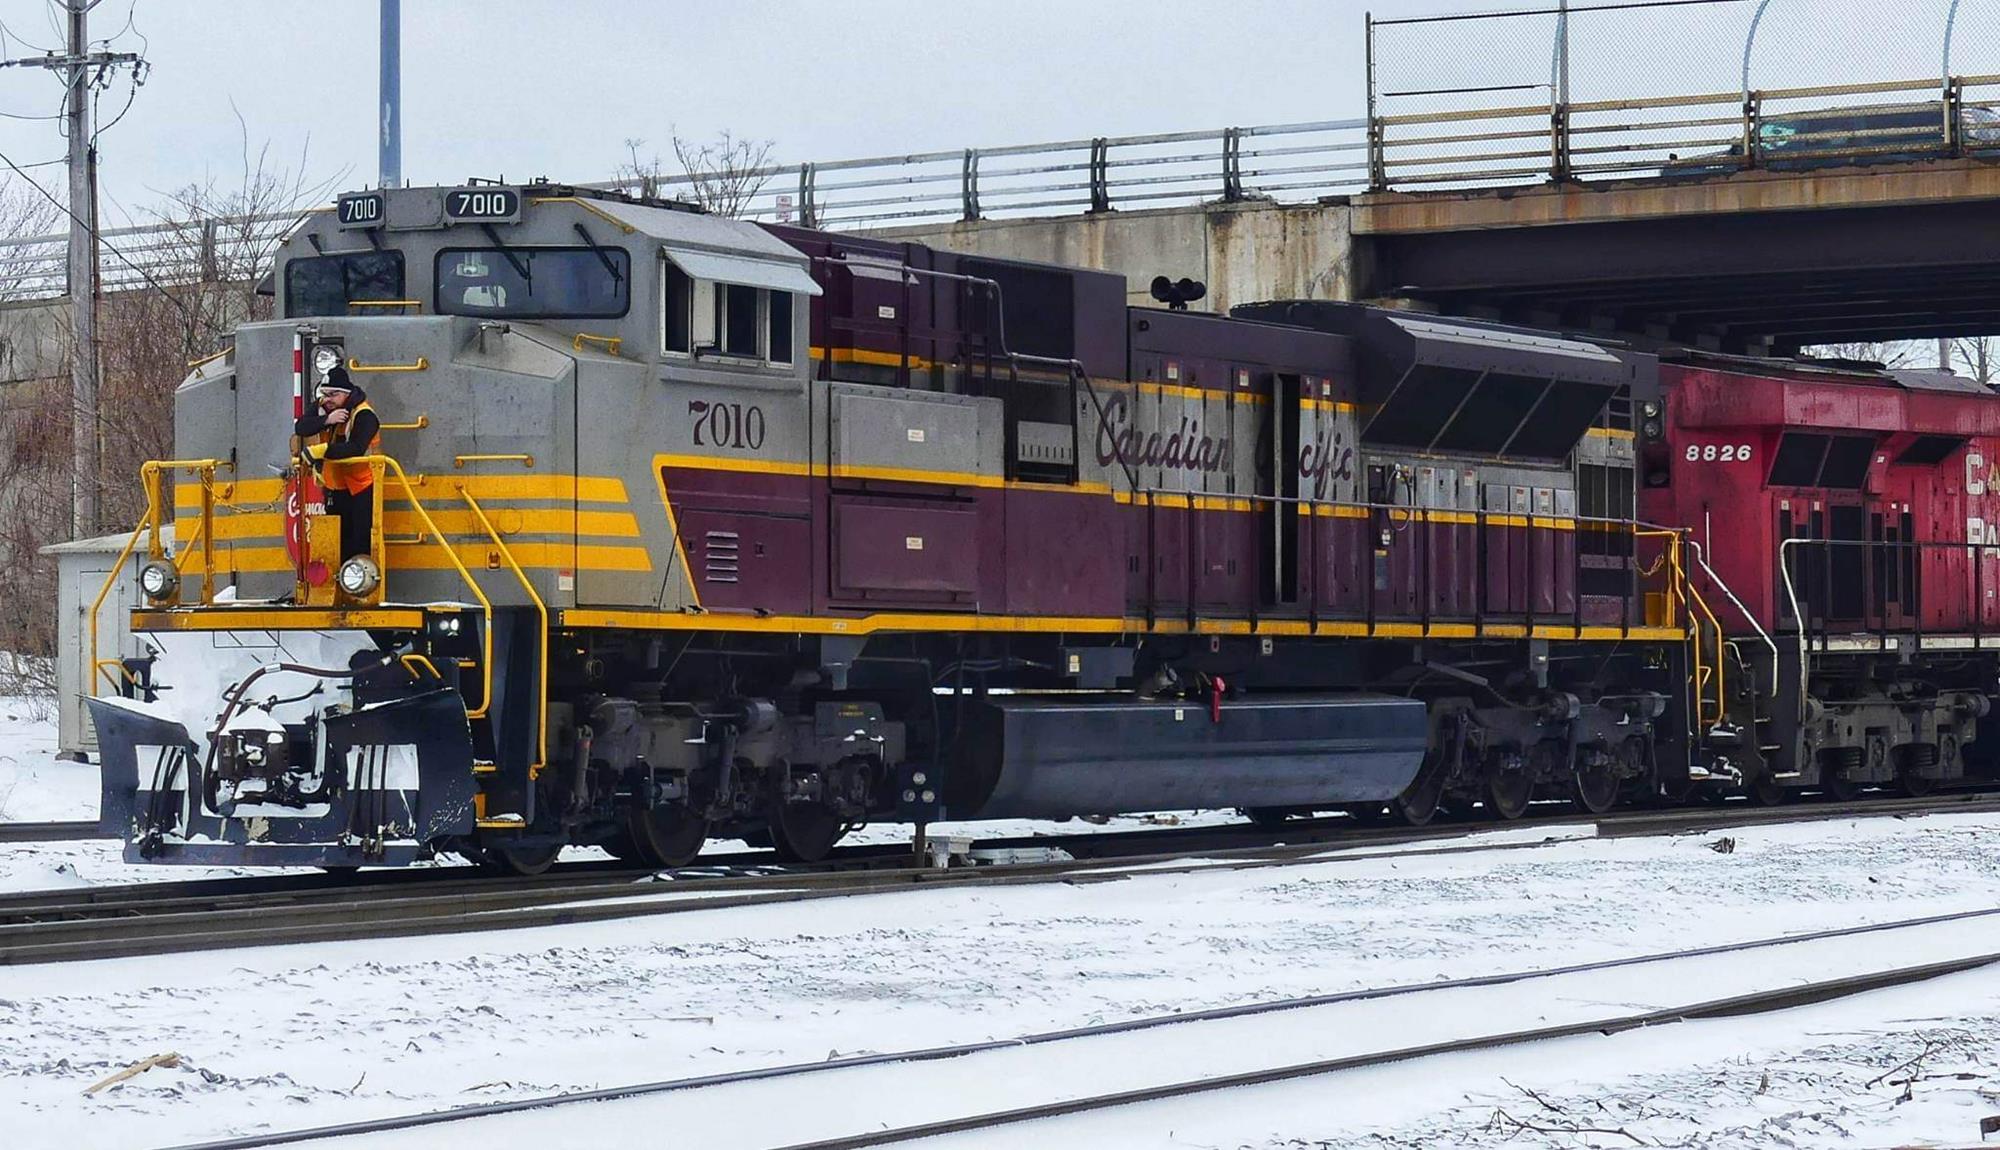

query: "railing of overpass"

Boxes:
[1368, 0, 2000, 186]
[8, 0, 2000, 301]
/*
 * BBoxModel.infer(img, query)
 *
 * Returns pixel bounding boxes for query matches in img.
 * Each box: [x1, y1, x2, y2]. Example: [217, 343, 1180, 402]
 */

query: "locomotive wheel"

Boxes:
[1748, 773, 1789, 806]
[1571, 747, 1620, 816]
[766, 800, 845, 863]
[1897, 745, 1940, 797]
[1484, 755, 1534, 821]
[482, 840, 562, 876]
[1822, 774, 1862, 802]
[625, 805, 709, 868]
[1394, 766, 1446, 827]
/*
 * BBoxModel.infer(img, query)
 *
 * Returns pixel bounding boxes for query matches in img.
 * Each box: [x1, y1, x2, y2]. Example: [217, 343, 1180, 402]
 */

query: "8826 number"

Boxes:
[1684, 443, 1754, 463]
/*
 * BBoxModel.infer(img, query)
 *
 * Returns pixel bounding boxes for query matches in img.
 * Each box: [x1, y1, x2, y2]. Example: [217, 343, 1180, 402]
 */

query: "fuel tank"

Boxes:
[946, 694, 1428, 819]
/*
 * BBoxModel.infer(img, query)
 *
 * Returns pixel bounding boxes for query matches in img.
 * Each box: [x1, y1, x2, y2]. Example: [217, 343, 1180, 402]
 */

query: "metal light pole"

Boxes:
[380, 0, 401, 187]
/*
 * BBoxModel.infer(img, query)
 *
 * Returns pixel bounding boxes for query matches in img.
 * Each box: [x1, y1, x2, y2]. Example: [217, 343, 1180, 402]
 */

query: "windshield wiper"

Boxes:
[480, 223, 531, 280]
[572, 223, 624, 284]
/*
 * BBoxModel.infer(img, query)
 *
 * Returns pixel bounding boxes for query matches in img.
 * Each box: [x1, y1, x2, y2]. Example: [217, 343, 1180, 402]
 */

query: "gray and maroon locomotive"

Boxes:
[85, 181, 1860, 873]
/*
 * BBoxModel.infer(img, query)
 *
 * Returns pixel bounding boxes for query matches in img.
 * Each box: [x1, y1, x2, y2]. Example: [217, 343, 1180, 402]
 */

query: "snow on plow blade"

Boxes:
[87, 689, 479, 866]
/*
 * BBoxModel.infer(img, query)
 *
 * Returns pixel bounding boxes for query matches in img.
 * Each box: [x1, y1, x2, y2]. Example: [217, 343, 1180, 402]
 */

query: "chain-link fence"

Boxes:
[1370, 0, 2000, 187]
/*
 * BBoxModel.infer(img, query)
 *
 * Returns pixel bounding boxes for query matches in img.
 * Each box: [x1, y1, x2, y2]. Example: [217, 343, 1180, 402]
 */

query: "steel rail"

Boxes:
[0, 820, 103, 843]
[9, 790, 2000, 966]
[154, 909, 2000, 1150]
[775, 954, 2000, 1150]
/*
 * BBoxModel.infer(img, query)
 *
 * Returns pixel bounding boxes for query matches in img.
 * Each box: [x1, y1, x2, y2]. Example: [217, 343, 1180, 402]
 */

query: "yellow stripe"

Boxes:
[212, 542, 649, 574]
[1302, 397, 1360, 414]
[175, 508, 642, 542]
[650, 460, 703, 609]
[387, 474, 630, 503]
[1584, 427, 1637, 440]
[133, 607, 433, 632]
[560, 608, 1684, 643]
[175, 474, 632, 508]
[386, 540, 649, 572]
[830, 463, 1005, 489]
[656, 452, 811, 477]
[656, 452, 1114, 496]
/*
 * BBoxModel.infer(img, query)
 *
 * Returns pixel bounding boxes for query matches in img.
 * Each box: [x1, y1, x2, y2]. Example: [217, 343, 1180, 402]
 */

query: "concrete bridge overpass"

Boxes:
[876, 155, 2000, 356]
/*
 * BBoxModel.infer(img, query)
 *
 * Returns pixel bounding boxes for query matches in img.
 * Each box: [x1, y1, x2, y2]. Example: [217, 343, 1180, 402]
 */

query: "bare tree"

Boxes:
[672, 130, 776, 218]
[1950, 336, 1996, 385]
[616, 138, 667, 201]
[0, 131, 339, 698]
[1805, 340, 1929, 368]
[619, 130, 777, 218]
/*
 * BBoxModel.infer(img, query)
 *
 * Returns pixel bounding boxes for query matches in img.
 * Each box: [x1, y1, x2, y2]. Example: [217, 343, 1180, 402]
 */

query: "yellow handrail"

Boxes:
[453, 453, 534, 469]
[460, 490, 548, 779]
[347, 356, 430, 373]
[87, 458, 225, 695]
[572, 333, 623, 355]
[399, 653, 443, 680]
[379, 414, 429, 431]
[1634, 527, 1727, 728]
[86, 505, 155, 694]
[363, 454, 496, 719]
[347, 299, 423, 311]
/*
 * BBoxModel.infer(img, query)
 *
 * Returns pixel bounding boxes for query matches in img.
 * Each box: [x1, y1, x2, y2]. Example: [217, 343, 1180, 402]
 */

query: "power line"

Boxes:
[0, 144, 207, 328]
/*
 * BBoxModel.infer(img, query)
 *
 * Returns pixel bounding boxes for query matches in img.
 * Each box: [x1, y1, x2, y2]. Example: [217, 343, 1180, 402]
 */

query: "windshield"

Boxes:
[434, 246, 630, 319]
[284, 251, 406, 317]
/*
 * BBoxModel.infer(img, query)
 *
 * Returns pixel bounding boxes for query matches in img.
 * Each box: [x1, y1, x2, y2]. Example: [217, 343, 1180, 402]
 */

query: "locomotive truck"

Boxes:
[80, 181, 1997, 874]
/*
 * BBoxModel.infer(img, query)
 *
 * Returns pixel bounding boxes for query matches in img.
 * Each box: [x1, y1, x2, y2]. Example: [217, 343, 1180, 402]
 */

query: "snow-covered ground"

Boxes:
[8, 809, 2000, 1148]
[0, 697, 85, 824]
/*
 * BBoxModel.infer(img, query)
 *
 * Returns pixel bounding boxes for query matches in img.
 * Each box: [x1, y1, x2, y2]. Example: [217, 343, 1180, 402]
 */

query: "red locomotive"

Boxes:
[1640, 354, 1998, 802]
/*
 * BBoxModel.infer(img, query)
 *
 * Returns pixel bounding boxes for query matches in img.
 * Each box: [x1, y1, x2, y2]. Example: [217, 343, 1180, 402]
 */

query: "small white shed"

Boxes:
[42, 532, 161, 760]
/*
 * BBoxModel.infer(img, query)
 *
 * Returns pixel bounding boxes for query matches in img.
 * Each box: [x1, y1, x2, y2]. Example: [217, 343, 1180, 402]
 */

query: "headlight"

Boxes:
[336, 555, 381, 597]
[312, 345, 343, 375]
[138, 560, 178, 602]
[1642, 401, 1661, 418]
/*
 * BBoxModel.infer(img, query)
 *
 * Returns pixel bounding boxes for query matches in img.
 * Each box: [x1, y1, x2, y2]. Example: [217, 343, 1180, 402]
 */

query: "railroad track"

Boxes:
[158, 905, 2000, 1150]
[0, 819, 103, 843]
[7, 789, 2000, 966]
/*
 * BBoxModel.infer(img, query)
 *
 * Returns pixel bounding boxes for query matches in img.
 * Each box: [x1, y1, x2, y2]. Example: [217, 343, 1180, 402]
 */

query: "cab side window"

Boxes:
[284, 252, 406, 318]
[661, 255, 794, 367]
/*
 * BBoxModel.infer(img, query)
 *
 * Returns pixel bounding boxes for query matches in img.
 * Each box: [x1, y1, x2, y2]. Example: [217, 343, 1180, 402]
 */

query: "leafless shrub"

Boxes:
[673, 130, 776, 218]
[619, 130, 777, 218]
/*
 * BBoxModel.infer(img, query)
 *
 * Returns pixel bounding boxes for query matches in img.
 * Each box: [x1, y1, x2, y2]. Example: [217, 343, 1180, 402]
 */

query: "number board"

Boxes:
[444, 187, 522, 224]
[336, 192, 384, 229]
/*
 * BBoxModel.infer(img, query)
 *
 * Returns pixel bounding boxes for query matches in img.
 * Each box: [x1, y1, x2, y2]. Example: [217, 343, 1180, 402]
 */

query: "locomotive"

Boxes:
[80, 181, 1996, 874]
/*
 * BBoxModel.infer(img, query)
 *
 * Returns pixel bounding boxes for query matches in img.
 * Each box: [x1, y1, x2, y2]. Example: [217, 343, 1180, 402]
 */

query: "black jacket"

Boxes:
[295, 401, 381, 461]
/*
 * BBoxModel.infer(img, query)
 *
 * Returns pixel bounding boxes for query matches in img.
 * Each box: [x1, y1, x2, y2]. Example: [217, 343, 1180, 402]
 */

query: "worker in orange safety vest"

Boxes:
[295, 365, 383, 563]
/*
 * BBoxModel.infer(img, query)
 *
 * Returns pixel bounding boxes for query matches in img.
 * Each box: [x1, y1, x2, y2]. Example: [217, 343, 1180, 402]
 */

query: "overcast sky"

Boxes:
[0, 0, 1987, 227]
[0, 0, 1477, 224]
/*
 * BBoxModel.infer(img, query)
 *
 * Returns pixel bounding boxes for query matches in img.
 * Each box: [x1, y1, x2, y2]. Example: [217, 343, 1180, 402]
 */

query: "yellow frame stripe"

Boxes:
[559, 608, 1683, 643]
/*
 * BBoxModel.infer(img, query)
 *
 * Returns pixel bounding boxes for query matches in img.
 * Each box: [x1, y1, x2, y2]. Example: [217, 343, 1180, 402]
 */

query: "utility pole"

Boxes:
[380, 0, 400, 187]
[0, 2, 142, 539]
